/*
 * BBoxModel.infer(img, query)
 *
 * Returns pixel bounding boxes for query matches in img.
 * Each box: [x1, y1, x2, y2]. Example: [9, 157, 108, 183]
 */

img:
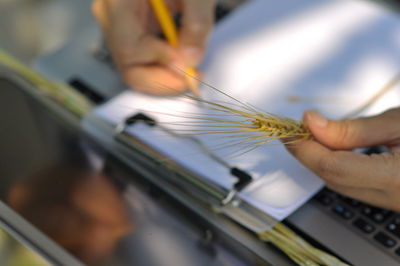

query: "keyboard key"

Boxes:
[361, 206, 393, 224]
[386, 218, 400, 239]
[315, 194, 333, 206]
[343, 198, 361, 208]
[333, 204, 345, 214]
[362, 206, 373, 216]
[374, 232, 397, 248]
[374, 213, 385, 223]
[353, 218, 375, 234]
[343, 209, 355, 220]
[335, 193, 361, 208]
[390, 216, 400, 226]
[332, 204, 354, 220]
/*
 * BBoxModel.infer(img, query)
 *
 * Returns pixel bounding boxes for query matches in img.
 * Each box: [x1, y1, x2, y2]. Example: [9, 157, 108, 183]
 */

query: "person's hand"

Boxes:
[92, 0, 216, 95]
[286, 108, 400, 211]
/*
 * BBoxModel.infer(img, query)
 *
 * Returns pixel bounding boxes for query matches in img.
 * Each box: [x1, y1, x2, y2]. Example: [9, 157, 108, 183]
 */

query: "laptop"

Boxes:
[33, 1, 400, 265]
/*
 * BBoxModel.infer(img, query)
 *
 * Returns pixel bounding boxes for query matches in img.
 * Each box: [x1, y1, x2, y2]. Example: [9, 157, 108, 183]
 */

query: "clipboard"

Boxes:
[82, 110, 279, 233]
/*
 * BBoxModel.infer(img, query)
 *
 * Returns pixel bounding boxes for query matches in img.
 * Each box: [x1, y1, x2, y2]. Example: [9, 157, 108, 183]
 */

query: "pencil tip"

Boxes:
[184, 68, 201, 97]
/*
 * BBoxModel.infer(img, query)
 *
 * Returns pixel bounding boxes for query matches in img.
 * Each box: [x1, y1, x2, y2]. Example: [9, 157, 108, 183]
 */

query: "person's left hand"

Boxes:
[92, 0, 215, 95]
[286, 108, 400, 211]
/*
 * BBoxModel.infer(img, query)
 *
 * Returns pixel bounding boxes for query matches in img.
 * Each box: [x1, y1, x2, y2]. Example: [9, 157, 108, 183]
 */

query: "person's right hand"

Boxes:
[286, 108, 400, 211]
[92, 0, 216, 96]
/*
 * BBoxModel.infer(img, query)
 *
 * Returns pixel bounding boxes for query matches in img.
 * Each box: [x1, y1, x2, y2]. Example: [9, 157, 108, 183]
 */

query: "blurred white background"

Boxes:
[0, 0, 92, 63]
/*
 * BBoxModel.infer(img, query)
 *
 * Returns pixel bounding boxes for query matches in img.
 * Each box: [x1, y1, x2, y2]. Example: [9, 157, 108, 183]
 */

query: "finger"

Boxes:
[286, 138, 397, 189]
[326, 183, 399, 211]
[112, 35, 182, 68]
[303, 108, 400, 150]
[122, 65, 188, 96]
[92, 0, 111, 32]
[95, 0, 180, 67]
[179, 0, 216, 66]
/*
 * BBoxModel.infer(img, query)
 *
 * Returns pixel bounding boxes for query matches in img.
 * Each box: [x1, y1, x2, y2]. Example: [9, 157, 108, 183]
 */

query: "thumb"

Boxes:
[179, 0, 216, 67]
[303, 109, 400, 149]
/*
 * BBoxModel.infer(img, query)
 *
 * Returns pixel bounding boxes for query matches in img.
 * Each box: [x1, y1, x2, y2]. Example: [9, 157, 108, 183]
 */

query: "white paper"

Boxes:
[94, 0, 400, 220]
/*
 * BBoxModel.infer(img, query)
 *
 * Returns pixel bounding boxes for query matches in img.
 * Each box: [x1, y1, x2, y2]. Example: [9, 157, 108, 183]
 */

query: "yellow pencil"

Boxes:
[149, 0, 200, 96]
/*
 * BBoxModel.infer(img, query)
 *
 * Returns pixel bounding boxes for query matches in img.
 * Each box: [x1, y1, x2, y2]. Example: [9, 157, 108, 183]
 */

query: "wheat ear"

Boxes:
[182, 94, 311, 149]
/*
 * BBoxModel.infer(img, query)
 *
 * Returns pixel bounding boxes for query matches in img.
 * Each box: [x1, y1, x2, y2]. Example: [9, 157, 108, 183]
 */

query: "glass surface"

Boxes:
[0, 78, 264, 266]
[0, 226, 50, 266]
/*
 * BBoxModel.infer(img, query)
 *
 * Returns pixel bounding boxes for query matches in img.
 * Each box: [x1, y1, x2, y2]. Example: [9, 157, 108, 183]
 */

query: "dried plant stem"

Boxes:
[258, 224, 349, 265]
[0, 49, 93, 117]
[343, 71, 400, 119]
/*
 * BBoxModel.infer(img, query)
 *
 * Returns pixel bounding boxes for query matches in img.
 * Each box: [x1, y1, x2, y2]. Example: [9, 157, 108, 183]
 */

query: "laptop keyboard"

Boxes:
[313, 188, 400, 260]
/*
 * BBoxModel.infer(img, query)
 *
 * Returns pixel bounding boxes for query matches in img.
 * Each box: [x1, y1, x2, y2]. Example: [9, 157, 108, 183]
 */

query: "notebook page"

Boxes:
[94, 0, 400, 220]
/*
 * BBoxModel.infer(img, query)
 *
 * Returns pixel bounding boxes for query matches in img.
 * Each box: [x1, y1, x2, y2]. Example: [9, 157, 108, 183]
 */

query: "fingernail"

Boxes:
[306, 111, 327, 127]
[181, 47, 203, 67]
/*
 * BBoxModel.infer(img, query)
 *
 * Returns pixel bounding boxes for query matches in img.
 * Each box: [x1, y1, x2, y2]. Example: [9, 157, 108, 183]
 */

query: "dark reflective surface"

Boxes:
[0, 77, 266, 265]
[7, 167, 132, 265]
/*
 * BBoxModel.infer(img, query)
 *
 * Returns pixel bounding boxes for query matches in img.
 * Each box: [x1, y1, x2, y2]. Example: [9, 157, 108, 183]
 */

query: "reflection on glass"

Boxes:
[7, 166, 133, 265]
